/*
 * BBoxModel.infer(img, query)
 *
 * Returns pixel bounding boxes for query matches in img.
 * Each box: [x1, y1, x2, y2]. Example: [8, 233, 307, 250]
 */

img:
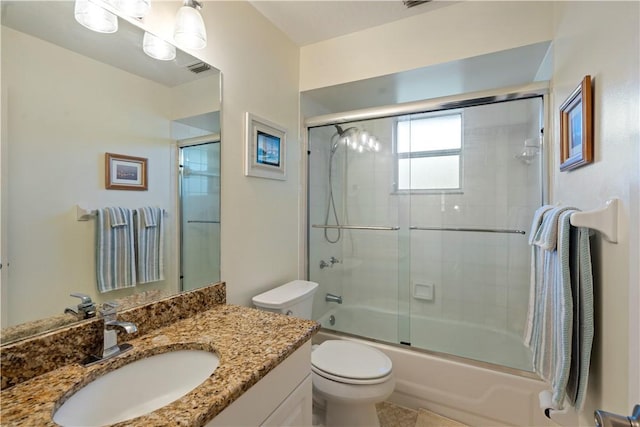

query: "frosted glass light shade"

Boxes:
[74, 0, 118, 33]
[173, 5, 206, 49]
[116, 0, 151, 18]
[143, 32, 176, 61]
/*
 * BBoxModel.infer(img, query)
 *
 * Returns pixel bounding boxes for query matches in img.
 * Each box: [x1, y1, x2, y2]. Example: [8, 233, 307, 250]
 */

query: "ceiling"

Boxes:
[248, 0, 458, 46]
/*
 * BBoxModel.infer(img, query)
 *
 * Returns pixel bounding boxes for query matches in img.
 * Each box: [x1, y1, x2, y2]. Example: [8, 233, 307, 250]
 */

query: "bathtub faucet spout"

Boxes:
[325, 293, 343, 304]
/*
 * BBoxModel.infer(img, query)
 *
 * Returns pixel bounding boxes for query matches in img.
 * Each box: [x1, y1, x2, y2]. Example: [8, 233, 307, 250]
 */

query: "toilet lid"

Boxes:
[311, 340, 392, 380]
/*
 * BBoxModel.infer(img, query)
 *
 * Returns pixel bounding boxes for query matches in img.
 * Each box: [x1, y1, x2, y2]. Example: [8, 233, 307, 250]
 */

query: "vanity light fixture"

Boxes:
[74, 0, 118, 33]
[143, 32, 177, 61]
[115, 0, 151, 19]
[173, 0, 207, 50]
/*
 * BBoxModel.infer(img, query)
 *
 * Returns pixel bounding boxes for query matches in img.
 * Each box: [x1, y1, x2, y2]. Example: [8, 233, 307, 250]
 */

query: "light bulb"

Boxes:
[174, 2, 207, 49]
[358, 145, 364, 153]
[374, 142, 381, 152]
[74, 0, 118, 33]
[143, 32, 176, 61]
[359, 130, 370, 144]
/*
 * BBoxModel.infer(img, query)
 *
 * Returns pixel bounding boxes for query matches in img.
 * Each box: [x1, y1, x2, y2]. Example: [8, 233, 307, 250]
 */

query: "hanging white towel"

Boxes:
[135, 207, 164, 284]
[96, 207, 136, 293]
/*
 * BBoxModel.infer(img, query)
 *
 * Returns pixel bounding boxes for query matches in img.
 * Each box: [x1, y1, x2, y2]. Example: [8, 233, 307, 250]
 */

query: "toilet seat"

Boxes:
[311, 340, 392, 385]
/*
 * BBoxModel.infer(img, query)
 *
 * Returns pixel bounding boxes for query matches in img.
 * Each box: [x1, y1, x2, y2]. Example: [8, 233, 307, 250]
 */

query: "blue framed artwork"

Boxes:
[560, 75, 593, 171]
[245, 113, 287, 180]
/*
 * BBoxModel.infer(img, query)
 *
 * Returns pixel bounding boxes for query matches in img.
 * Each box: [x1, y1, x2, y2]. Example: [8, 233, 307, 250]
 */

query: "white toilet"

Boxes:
[252, 280, 395, 427]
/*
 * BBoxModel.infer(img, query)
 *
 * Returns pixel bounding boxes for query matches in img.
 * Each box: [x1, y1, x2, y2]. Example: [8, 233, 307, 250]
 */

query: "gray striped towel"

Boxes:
[525, 207, 594, 410]
[96, 207, 136, 293]
[135, 207, 164, 284]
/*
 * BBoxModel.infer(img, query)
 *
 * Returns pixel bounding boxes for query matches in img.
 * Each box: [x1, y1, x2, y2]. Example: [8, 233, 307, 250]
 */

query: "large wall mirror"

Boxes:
[0, 1, 221, 343]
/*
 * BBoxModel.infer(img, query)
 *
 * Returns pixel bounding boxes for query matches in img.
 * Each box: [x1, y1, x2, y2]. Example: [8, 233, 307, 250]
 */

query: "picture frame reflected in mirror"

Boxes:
[105, 152, 148, 191]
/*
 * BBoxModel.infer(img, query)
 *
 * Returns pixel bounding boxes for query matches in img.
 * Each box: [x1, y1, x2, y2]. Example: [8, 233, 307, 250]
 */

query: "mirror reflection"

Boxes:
[1, 1, 221, 343]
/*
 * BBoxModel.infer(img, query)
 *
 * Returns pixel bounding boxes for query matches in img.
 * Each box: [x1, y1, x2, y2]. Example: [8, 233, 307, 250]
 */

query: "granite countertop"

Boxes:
[0, 304, 320, 426]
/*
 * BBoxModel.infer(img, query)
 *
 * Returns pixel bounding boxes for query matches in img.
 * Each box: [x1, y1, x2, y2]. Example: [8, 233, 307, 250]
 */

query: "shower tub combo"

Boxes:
[306, 84, 553, 426]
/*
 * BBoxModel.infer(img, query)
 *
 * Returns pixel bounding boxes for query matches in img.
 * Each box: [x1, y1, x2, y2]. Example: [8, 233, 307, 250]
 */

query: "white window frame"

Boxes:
[393, 110, 464, 194]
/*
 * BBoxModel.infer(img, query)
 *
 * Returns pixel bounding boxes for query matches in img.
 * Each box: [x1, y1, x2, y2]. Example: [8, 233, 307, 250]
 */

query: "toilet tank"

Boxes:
[252, 280, 318, 319]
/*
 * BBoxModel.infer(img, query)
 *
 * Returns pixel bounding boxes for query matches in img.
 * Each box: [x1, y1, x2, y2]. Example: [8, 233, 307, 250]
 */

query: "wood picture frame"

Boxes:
[559, 75, 593, 171]
[105, 152, 148, 190]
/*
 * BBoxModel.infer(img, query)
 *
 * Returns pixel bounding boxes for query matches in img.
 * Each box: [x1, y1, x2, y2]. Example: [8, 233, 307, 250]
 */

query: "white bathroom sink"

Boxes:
[53, 349, 219, 427]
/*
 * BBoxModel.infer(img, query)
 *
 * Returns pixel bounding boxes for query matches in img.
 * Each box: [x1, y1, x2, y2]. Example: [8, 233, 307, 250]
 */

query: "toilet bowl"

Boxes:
[311, 340, 395, 427]
[252, 281, 395, 427]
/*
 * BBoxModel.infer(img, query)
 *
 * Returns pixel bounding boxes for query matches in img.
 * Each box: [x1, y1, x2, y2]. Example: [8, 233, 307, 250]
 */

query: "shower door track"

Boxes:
[305, 82, 548, 128]
[410, 226, 526, 235]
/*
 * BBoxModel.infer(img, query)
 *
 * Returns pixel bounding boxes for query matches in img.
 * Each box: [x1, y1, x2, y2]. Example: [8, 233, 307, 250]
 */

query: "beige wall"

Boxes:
[300, 1, 554, 91]
[551, 1, 640, 419]
[138, 2, 302, 306]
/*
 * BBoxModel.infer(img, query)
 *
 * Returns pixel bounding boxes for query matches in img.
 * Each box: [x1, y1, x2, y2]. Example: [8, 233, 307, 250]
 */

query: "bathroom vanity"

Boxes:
[0, 283, 319, 426]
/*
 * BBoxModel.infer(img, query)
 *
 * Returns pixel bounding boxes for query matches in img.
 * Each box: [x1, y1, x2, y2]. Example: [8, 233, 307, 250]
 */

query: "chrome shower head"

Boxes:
[332, 125, 380, 154]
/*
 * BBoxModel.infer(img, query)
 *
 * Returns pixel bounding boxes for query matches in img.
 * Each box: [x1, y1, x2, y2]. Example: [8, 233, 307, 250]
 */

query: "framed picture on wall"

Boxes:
[559, 75, 593, 171]
[105, 153, 148, 190]
[244, 112, 287, 181]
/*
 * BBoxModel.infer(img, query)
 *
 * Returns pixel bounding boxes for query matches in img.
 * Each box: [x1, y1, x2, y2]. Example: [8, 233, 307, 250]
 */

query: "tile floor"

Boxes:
[376, 401, 468, 427]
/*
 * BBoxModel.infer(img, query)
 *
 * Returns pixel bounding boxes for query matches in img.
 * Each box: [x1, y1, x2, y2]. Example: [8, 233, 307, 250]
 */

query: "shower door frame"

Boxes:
[177, 134, 221, 292]
[303, 81, 551, 374]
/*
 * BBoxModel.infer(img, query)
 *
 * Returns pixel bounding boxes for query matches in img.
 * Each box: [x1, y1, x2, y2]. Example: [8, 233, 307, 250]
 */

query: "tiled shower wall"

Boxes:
[309, 97, 542, 344]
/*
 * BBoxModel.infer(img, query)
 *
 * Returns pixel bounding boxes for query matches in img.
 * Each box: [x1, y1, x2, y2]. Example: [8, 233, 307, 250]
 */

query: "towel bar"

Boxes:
[76, 204, 167, 221]
[569, 198, 619, 243]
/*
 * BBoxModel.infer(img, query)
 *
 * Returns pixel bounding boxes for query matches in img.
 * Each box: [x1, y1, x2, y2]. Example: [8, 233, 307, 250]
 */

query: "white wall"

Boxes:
[300, 1, 554, 91]
[550, 1, 640, 421]
[1, 27, 178, 325]
[138, 2, 301, 305]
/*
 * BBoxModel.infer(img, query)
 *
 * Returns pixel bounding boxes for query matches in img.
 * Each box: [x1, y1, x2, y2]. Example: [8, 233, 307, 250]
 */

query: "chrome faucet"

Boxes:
[64, 293, 96, 319]
[320, 256, 341, 269]
[325, 293, 343, 304]
[85, 302, 137, 365]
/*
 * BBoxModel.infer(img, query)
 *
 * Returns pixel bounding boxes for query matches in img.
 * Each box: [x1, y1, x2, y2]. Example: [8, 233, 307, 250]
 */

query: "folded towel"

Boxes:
[139, 206, 158, 228]
[524, 205, 556, 344]
[96, 207, 136, 293]
[135, 207, 164, 284]
[531, 206, 576, 251]
[108, 206, 128, 227]
[525, 206, 594, 411]
[528, 205, 555, 245]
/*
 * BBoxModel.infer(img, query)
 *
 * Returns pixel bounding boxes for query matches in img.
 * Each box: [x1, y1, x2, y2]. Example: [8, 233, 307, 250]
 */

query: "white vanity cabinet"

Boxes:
[205, 341, 312, 427]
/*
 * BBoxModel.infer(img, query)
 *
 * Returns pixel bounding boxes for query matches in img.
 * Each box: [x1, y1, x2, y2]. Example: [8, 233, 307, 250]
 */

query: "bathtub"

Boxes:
[316, 306, 553, 426]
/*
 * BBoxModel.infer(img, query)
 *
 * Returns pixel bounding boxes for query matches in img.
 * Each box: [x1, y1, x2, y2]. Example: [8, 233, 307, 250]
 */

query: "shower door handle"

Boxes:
[312, 224, 400, 231]
[409, 226, 526, 235]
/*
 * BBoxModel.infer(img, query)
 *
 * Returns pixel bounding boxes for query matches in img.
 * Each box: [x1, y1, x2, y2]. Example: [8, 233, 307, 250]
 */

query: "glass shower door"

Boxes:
[406, 97, 543, 371]
[179, 141, 221, 292]
[308, 118, 402, 343]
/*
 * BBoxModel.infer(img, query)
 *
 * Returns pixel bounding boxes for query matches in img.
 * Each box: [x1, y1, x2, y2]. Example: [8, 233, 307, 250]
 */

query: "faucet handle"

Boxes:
[70, 293, 93, 305]
[99, 301, 119, 317]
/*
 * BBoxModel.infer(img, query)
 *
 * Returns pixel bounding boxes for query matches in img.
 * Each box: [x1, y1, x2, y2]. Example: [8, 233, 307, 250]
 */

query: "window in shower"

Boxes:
[395, 111, 462, 192]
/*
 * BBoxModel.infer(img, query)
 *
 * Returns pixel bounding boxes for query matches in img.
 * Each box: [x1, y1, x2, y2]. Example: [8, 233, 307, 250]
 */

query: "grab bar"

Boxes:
[187, 220, 220, 224]
[409, 226, 526, 235]
[312, 224, 400, 231]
